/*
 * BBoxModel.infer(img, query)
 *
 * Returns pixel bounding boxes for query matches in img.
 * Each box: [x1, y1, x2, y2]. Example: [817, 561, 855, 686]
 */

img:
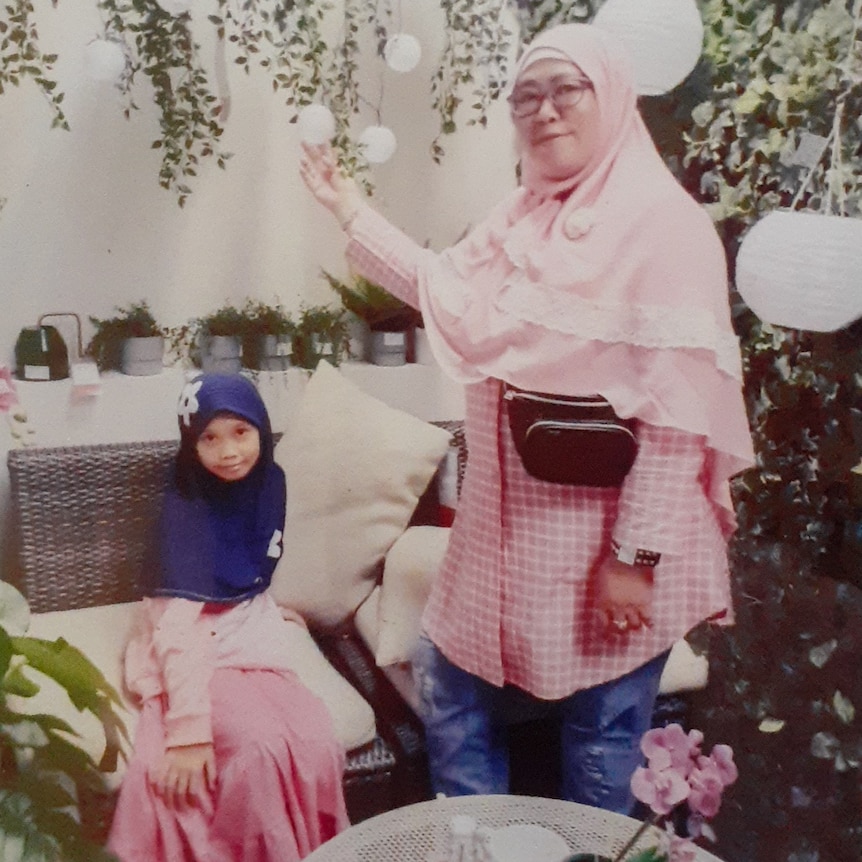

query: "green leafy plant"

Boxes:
[0, 0, 68, 131]
[0, 581, 127, 862]
[86, 301, 165, 373]
[240, 298, 296, 370]
[96, 0, 231, 208]
[322, 269, 420, 332]
[292, 303, 349, 370]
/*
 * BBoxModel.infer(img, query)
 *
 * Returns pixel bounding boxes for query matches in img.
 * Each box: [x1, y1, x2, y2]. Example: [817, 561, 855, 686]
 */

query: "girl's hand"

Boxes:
[299, 142, 362, 229]
[593, 556, 654, 637]
[150, 743, 216, 811]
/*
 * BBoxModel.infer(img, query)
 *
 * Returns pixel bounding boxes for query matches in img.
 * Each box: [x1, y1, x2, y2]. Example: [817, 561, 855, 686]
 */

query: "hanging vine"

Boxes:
[0, 0, 67, 130]
[97, 0, 229, 208]
[5, 0, 595, 203]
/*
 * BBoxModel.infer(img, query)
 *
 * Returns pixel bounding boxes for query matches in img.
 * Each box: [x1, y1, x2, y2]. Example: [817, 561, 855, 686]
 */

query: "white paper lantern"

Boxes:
[84, 38, 127, 83]
[736, 211, 862, 332]
[297, 104, 336, 145]
[384, 33, 422, 73]
[593, 0, 704, 96]
[359, 125, 397, 164]
[155, 0, 192, 15]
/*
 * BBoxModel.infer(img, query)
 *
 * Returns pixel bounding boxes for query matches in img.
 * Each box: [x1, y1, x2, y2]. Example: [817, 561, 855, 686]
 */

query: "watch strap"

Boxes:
[611, 539, 661, 567]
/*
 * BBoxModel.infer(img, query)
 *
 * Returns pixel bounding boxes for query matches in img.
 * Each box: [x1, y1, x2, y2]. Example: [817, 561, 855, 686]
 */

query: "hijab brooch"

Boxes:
[563, 207, 596, 241]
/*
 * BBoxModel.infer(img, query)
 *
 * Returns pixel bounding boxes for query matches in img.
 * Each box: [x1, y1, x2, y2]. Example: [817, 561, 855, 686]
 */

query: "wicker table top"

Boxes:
[306, 795, 727, 862]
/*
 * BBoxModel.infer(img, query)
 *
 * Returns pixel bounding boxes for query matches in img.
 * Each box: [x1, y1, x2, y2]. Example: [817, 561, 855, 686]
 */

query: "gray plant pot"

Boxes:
[201, 335, 242, 373]
[369, 328, 409, 366]
[121, 335, 164, 376]
[256, 334, 293, 371]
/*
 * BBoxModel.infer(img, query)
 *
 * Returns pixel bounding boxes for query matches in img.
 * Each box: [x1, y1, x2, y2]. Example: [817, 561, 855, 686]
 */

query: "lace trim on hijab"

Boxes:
[494, 271, 744, 379]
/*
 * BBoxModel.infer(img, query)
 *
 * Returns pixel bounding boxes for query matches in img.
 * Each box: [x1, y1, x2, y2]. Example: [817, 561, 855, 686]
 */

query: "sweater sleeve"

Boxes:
[149, 598, 215, 749]
[612, 422, 708, 557]
[344, 203, 429, 310]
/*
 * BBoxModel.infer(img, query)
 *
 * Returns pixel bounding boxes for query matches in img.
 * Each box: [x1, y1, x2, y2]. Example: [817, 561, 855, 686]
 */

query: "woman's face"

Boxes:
[196, 414, 261, 482]
[510, 58, 602, 183]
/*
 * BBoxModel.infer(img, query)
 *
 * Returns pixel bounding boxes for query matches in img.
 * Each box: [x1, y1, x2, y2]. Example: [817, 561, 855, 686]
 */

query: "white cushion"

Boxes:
[16, 602, 377, 789]
[375, 526, 450, 666]
[658, 638, 709, 695]
[269, 361, 452, 628]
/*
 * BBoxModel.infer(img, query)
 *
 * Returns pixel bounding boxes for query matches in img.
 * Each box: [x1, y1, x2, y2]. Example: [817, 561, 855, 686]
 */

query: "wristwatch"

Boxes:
[611, 539, 661, 568]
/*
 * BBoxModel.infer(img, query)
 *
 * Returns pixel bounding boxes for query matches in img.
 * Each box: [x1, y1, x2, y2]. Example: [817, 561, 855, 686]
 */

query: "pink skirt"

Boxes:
[107, 668, 350, 862]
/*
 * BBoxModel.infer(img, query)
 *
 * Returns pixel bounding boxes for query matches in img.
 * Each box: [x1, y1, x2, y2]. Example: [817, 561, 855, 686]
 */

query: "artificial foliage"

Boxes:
[86, 300, 165, 372]
[1, 0, 601, 202]
[0, 582, 126, 862]
[0, 0, 67, 131]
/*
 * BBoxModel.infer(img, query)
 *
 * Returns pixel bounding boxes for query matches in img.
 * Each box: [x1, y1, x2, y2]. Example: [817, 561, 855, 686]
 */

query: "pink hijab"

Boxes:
[417, 23, 754, 528]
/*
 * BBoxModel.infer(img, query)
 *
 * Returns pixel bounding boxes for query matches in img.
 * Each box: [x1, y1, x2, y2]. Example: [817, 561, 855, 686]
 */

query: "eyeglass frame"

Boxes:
[507, 77, 594, 119]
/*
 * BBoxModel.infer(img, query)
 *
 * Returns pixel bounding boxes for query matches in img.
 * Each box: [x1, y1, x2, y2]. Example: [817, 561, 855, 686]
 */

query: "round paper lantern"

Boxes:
[384, 33, 422, 73]
[593, 0, 704, 96]
[84, 38, 127, 83]
[155, 0, 192, 15]
[736, 211, 862, 332]
[297, 104, 336, 145]
[359, 125, 397, 164]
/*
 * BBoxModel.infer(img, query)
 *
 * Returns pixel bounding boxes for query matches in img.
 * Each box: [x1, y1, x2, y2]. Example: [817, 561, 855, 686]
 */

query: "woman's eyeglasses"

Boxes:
[507, 78, 593, 118]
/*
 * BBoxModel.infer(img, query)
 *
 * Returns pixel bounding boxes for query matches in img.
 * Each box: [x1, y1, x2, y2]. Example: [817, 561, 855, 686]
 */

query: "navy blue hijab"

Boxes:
[148, 373, 286, 603]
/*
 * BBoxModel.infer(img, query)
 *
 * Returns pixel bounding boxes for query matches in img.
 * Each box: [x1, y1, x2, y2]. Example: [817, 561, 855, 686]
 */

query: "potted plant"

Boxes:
[86, 301, 166, 376]
[192, 302, 246, 373]
[323, 270, 421, 366]
[292, 304, 350, 370]
[240, 299, 296, 372]
[0, 581, 127, 861]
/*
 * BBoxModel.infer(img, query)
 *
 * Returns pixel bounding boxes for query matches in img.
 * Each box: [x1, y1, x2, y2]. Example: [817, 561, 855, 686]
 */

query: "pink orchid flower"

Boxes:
[0, 365, 19, 413]
[687, 755, 727, 818]
[640, 723, 703, 777]
[710, 743, 738, 787]
[630, 763, 690, 816]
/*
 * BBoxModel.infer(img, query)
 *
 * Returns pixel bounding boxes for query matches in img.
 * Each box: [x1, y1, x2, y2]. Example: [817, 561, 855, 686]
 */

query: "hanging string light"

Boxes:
[593, 0, 704, 95]
[735, 0, 862, 332]
[84, 37, 127, 84]
[297, 104, 337, 145]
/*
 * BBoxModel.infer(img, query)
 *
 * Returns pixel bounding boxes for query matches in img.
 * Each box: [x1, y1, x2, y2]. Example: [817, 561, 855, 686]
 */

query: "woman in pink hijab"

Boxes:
[300, 23, 753, 813]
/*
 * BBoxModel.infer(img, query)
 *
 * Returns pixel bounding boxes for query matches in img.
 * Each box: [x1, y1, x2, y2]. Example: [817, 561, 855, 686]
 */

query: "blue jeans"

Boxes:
[412, 635, 668, 814]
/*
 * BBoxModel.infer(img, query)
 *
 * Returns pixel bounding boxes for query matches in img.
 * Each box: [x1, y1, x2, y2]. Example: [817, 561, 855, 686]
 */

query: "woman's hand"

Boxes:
[593, 556, 654, 637]
[299, 142, 362, 229]
[150, 742, 216, 811]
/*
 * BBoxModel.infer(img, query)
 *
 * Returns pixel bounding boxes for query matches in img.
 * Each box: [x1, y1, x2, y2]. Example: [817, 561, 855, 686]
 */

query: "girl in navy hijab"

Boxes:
[154, 371, 286, 603]
[109, 373, 349, 862]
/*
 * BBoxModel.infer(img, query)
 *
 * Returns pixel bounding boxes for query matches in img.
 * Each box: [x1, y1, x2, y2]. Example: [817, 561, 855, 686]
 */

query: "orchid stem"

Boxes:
[611, 813, 658, 862]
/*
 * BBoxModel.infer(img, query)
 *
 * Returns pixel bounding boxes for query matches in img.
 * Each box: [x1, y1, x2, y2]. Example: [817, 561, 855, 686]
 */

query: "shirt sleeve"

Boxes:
[344, 203, 428, 309]
[149, 597, 215, 749]
[612, 421, 707, 557]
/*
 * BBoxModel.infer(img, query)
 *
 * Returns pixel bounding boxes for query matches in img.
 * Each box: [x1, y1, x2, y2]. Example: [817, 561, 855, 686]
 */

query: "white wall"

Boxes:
[0, 1, 519, 366]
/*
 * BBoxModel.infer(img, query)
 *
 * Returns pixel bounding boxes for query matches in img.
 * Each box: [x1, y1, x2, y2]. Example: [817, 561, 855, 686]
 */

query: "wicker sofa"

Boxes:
[5, 412, 465, 836]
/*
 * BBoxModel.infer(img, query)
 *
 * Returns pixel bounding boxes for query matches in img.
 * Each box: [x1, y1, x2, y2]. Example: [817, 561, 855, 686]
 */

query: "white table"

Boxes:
[305, 795, 727, 862]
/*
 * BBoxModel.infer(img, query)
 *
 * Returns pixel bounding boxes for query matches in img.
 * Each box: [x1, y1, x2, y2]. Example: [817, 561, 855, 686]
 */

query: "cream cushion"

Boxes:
[375, 526, 450, 666]
[269, 361, 452, 628]
[17, 601, 377, 790]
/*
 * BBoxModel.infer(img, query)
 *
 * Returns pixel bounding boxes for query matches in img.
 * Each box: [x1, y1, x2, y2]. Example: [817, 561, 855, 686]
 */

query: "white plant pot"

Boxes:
[256, 334, 293, 371]
[121, 335, 164, 376]
[201, 335, 242, 373]
[413, 327, 436, 366]
[369, 329, 409, 366]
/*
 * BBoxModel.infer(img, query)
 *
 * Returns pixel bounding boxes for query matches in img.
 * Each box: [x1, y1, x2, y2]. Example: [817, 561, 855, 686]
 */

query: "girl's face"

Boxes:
[511, 57, 601, 183]
[196, 415, 261, 482]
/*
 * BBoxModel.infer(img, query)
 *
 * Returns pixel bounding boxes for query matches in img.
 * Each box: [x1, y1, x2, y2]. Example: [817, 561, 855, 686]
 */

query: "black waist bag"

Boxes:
[503, 384, 638, 487]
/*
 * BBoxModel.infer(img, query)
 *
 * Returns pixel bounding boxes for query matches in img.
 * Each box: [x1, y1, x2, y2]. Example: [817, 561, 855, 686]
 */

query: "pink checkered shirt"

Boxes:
[347, 206, 733, 699]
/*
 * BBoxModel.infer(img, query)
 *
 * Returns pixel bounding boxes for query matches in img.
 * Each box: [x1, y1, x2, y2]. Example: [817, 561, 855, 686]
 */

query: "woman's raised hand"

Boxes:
[299, 142, 361, 230]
